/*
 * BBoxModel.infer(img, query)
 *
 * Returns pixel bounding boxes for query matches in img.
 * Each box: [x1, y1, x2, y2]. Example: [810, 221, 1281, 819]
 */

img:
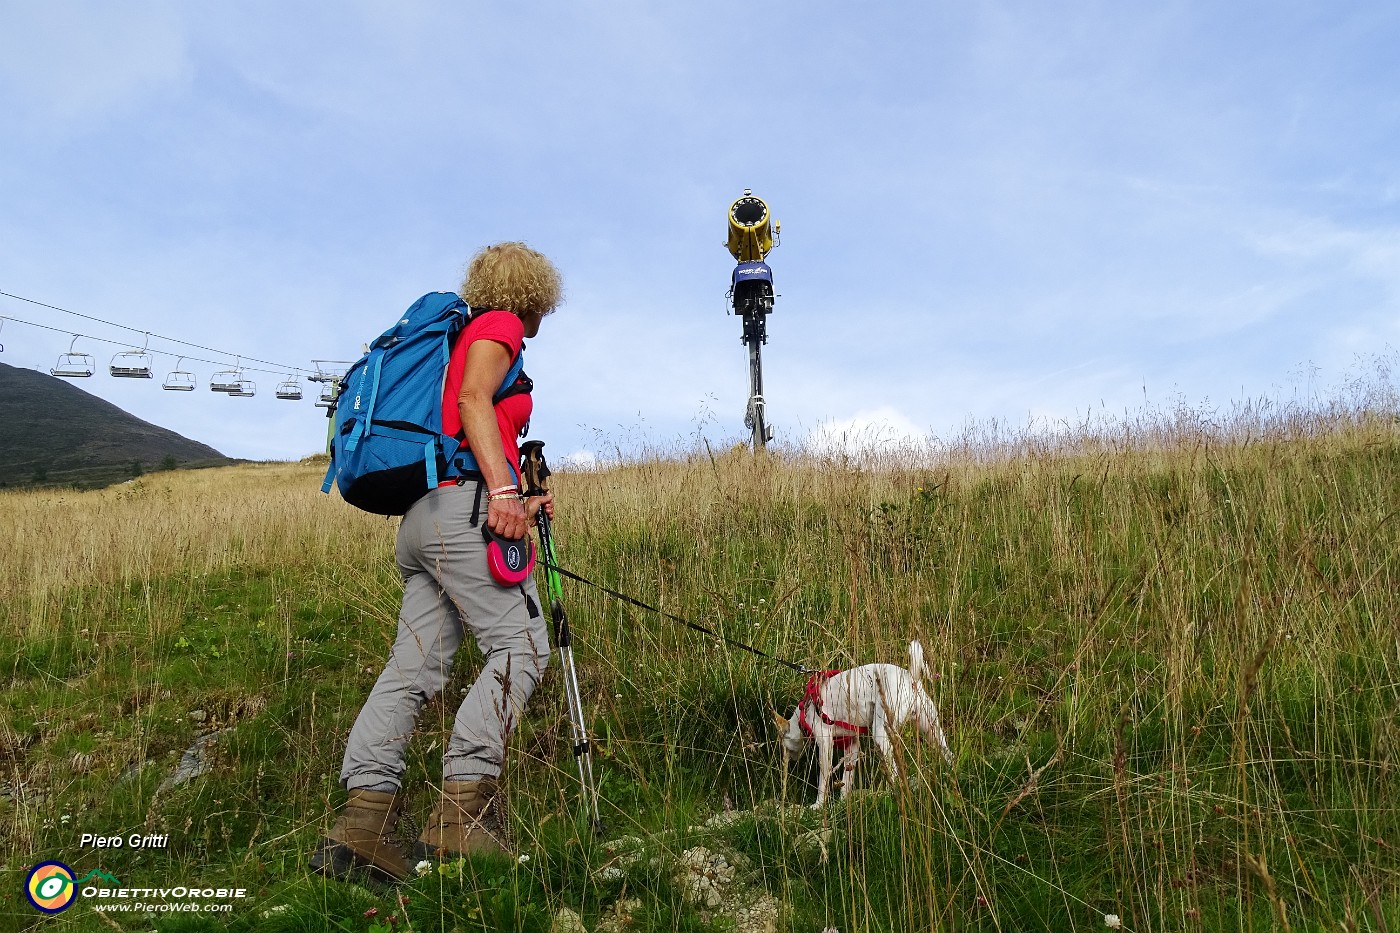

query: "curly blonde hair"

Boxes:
[459, 242, 563, 317]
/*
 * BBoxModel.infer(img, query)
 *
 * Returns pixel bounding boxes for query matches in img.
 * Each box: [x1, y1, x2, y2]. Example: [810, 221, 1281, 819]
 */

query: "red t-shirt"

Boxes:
[440, 310, 531, 484]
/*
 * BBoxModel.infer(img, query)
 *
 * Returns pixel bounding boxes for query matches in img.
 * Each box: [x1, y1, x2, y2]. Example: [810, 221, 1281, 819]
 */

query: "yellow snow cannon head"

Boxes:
[726, 190, 779, 262]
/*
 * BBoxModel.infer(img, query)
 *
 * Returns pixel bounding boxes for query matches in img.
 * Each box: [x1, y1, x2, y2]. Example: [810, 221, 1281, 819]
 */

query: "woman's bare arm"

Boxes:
[458, 338, 528, 538]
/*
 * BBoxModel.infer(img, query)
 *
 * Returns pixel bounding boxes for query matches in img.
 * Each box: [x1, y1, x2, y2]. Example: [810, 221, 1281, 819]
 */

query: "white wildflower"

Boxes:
[1104, 914, 1122, 929]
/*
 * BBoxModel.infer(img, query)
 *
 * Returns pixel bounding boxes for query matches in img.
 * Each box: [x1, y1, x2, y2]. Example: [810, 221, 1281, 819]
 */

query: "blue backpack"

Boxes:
[321, 292, 528, 515]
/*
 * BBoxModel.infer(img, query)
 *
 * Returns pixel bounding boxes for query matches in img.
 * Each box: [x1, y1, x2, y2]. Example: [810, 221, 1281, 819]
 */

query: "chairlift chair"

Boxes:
[51, 336, 96, 378]
[275, 376, 303, 400]
[228, 379, 256, 398]
[0, 317, 5, 353]
[109, 333, 153, 378]
[315, 379, 341, 409]
[210, 357, 243, 392]
[163, 357, 196, 391]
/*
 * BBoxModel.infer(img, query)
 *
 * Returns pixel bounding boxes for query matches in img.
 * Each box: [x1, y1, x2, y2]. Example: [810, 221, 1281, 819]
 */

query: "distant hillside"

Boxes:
[0, 362, 235, 488]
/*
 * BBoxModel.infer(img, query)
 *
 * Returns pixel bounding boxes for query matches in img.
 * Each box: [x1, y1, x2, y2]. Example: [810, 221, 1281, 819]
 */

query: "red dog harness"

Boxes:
[798, 670, 869, 751]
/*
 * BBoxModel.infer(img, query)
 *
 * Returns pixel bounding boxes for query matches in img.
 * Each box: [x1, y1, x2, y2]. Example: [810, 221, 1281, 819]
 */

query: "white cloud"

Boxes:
[802, 406, 929, 457]
[557, 449, 601, 471]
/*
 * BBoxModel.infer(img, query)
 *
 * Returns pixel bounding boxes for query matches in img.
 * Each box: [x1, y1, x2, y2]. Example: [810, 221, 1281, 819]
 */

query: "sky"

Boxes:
[2, 1, 1398, 465]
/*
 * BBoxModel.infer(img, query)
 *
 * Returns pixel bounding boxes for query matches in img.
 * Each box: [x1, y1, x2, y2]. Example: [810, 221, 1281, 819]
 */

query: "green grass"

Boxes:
[2, 408, 1399, 931]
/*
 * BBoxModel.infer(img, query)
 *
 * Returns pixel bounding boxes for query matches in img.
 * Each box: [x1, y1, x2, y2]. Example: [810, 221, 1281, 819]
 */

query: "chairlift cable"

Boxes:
[0, 288, 316, 377]
[0, 309, 318, 379]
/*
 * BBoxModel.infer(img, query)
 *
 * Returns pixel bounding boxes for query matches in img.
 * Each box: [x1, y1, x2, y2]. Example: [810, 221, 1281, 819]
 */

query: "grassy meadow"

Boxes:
[1, 397, 1398, 932]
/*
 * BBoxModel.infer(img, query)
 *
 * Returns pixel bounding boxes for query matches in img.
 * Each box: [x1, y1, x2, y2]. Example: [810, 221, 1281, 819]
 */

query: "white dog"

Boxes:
[773, 640, 953, 807]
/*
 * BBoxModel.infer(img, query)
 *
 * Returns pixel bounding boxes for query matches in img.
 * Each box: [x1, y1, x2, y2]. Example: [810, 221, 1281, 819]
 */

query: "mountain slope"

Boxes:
[0, 361, 234, 487]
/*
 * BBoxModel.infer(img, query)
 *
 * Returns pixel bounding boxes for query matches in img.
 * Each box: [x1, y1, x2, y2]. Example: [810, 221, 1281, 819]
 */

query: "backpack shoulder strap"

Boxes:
[495, 349, 526, 400]
[453, 311, 530, 404]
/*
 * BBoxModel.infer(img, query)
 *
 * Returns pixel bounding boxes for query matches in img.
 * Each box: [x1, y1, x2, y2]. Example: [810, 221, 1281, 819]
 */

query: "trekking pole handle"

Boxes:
[521, 440, 565, 605]
[520, 440, 551, 498]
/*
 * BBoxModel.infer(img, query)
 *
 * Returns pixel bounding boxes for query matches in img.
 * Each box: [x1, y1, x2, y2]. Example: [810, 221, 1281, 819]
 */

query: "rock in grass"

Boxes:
[595, 898, 642, 933]
[797, 827, 832, 866]
[677, 846, 735, 908]
[731, 894, 780, 933]
[551, 906, 588, 933]
[157, 727, 236, 793]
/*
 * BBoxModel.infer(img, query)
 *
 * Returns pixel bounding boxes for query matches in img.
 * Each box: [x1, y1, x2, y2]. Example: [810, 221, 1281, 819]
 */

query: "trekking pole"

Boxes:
[520, 440, 604, 835]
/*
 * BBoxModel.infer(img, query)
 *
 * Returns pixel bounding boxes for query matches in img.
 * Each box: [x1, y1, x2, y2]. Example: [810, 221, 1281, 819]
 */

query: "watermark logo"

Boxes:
[25, 864, 123, 914]
[22, 848, 245, 916]
[26, 861, 77, 914]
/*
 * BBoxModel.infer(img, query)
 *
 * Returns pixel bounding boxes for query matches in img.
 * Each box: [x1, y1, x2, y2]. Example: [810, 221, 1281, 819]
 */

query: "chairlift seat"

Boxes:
[275, 379, 303, 400]
[229, 379, 256, 397]
[110, 350, 154, 378]
[163, 371, 196, 391]
[52, 353, 95, 378]
[210, 371, 242, 392]
[315, 383, 340, 408]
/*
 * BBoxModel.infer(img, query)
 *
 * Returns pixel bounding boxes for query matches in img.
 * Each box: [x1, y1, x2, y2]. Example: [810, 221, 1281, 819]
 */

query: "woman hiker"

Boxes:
[312, 242, 562, 882]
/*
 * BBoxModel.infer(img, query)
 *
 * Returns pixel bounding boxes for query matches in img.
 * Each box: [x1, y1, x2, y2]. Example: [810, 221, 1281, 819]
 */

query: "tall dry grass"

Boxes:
[0, 461, 396, 637]
[1, 384, 1397, 931]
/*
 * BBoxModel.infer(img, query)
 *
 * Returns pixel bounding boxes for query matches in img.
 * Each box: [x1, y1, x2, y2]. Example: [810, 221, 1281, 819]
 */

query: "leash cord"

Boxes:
[541, 560, 813, 675]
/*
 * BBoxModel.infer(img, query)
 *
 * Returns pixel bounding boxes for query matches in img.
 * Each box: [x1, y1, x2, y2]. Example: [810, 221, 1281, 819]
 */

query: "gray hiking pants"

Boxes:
[340, 482, 550, 790]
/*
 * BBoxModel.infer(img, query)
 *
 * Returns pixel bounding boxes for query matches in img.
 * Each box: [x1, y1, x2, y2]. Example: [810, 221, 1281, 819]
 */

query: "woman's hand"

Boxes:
[486, 495, 529, 541]
[526, 493, 555, 526]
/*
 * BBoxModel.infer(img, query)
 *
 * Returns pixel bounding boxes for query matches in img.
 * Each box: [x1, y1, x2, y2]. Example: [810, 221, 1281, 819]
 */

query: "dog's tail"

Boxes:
[908, 639, 925, 682]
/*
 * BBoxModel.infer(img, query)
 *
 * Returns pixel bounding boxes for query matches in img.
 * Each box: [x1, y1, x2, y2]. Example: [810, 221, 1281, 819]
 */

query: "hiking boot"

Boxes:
[310, 788, 413, 883]
[412, 778, 510, 860]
